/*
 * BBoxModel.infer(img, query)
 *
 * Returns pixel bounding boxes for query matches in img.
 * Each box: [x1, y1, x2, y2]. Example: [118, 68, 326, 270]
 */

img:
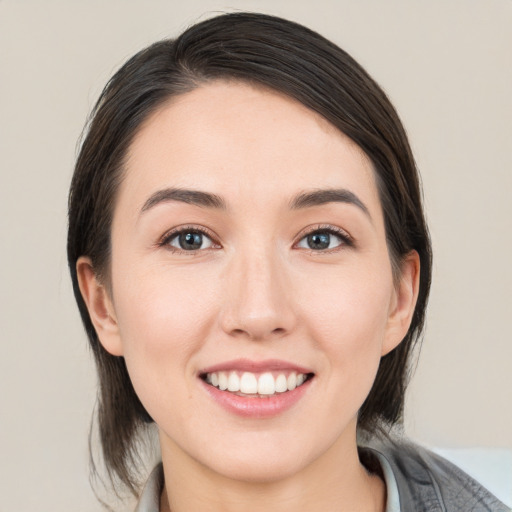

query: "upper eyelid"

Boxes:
[294, 224, 353, 243]
[158, 225, 220, 247]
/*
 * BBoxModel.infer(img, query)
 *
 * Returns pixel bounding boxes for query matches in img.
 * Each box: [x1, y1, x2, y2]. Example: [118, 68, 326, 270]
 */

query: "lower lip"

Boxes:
[200, 378, 312, 418]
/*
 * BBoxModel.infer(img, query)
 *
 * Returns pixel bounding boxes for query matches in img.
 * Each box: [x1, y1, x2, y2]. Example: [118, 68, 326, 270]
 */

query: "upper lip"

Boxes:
[199, 358, 314, 375]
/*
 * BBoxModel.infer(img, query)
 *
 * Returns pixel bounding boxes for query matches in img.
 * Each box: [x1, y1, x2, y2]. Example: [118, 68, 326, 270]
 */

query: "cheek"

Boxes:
[110, 263, 220, 409]
[295, 261, 393, 385]
[114, 262, 218, 351]
[297, 259, 392, 340]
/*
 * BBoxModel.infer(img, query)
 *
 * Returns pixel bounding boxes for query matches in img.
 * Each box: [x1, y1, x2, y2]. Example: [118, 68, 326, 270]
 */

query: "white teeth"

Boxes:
[218, 371, 228, 390]
[205, 370, 309, 395]
[258, 372, 275, 395]
[240, 372, 258, 394]
[275, 374, 288, 392]
[287, 372, 297, 391]
[227, 371, 240, 392]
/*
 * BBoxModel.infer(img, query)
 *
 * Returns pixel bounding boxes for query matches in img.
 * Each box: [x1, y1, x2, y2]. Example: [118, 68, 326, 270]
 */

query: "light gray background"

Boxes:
[1, 1, 511, 510]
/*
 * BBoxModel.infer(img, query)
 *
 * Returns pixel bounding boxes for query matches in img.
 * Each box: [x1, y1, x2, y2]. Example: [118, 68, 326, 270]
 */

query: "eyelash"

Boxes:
[158, 225, 220, 253]
[294, 224, 354, 253]
[157, 224, 354, 254]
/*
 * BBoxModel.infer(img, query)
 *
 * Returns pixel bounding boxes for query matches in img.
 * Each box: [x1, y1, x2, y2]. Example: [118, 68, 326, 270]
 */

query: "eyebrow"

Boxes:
[140, 188, 227, 213]
[140, 186, 370, 218]
[290, 188, 370, 217]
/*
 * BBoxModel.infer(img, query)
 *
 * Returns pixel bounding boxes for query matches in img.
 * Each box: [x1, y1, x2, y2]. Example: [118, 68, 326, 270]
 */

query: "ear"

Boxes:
[76, 256, 124, 356]
[382, 250, 421, 356]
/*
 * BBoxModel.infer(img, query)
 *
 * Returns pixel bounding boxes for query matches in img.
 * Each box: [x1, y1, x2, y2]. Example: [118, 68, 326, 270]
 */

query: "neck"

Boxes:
[158, 425, 386, 512]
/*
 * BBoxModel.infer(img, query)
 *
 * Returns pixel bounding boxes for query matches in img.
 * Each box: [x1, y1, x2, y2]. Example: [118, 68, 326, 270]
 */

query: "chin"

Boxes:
[207, 450, 309, 484]
[191, 427, 337, 485]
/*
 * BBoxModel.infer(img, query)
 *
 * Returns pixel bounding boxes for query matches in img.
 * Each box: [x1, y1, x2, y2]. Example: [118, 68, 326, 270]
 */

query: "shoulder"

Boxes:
[363, 439, 510, 512]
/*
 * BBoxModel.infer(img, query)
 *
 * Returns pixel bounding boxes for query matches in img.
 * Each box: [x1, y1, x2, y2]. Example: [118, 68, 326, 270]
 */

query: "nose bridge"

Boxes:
[220, 240, 294, 340]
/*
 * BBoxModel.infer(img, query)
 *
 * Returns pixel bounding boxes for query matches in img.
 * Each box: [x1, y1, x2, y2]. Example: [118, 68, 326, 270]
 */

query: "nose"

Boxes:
[219, 249, 297, 341]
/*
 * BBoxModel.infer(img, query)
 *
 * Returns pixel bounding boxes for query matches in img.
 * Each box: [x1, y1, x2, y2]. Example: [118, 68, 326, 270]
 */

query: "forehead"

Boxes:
[119, 80, 380, 216]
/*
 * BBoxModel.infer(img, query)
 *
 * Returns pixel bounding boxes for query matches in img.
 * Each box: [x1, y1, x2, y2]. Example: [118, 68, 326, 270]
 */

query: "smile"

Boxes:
[203, 370, 312, 396]
[199, 359, 315, 417]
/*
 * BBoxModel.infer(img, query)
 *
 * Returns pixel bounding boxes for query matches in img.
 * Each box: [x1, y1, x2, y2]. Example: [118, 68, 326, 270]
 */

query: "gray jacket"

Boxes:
[363, 441, 510, 511]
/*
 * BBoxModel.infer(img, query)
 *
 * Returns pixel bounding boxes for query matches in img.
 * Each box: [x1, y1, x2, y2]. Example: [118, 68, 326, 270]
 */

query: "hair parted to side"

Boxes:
[68, 11, 432, 495]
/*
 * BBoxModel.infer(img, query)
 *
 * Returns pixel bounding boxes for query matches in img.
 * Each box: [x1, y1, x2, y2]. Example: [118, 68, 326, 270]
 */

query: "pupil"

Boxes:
[308, 233, 330, 250]
[180, 232, 202, 250]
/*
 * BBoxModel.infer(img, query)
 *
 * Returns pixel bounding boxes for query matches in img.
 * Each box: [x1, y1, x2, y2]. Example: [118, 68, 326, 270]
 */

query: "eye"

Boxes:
[296, 228, 351, 251]
[163, 228, 216, 251]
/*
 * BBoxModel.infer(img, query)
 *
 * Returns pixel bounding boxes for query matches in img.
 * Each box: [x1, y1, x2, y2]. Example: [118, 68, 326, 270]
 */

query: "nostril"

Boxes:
[227, 326, 288, 340]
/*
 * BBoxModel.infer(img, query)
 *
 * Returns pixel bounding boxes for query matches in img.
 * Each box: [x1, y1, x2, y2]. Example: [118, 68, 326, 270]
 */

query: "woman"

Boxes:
[67, 12, 508, 512]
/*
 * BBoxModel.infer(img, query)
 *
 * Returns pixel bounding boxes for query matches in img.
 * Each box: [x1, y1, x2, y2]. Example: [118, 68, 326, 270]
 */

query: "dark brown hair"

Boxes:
[68, 11, 432, 495]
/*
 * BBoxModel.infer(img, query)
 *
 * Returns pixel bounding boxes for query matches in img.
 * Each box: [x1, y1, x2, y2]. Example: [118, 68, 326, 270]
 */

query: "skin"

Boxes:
[78, 81, 419, 512]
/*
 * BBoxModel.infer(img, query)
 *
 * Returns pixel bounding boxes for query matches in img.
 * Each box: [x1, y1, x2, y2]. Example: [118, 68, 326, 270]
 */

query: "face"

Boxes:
[79, 81, 418, 483]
